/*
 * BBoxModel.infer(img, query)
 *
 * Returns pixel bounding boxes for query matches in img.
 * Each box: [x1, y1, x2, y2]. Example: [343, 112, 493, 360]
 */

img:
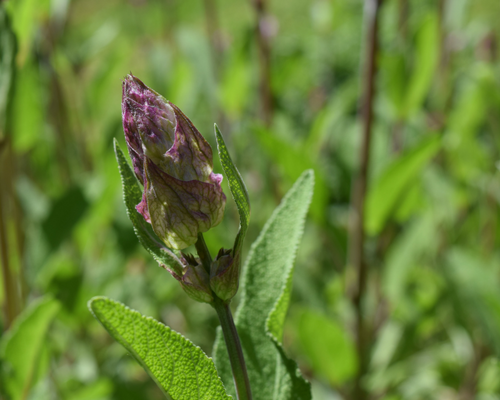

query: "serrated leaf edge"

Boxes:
[238, 169, 314, 313]
[214, 124, 250, 256]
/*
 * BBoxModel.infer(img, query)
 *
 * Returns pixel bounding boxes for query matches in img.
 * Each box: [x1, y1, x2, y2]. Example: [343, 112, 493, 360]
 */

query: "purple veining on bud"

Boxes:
[122, 74, 226, 250]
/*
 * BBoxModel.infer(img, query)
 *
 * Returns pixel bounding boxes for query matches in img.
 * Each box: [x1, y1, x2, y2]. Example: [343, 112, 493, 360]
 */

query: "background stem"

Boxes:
[348, 0, 383, 398]
[0, 138, 21, 328]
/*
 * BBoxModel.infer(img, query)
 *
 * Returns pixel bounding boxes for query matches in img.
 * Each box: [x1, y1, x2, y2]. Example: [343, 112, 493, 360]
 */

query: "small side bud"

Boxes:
[210, 248, 239, 302]
[166, 254, 214, 304]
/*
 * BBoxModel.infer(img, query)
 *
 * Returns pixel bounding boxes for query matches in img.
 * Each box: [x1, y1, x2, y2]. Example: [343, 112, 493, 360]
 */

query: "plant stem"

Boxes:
[348, 0, 383, 398]
[213, 297, 252, 400]
[194, 234, 253, 400]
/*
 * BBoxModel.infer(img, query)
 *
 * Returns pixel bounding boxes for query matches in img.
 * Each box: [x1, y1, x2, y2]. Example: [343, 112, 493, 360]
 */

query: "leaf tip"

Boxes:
[113, 138, 123, 158]
[214, 124, 223, 144]
[304, 168, 315, 179]
[88, 296, 108, 316]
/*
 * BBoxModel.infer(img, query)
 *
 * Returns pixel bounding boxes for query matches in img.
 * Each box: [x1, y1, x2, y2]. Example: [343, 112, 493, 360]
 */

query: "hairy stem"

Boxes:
[195, 234, 252, 400]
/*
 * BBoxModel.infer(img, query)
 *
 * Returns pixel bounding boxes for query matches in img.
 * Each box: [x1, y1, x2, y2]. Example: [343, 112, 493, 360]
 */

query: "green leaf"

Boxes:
[294, 308, 357, 385]
[402, 13, 439, 117]
[9, 60, 43, 151]
[365, 135, 440, 235]
[380, 53, 407, 117]
[5, 0, 50, 66]
[0, 296, 60, 400]
[114, 139, 184, 274]
[213, 170, 314, 400]
[214, 124, 250, 256]
[88, 296, 230, 400]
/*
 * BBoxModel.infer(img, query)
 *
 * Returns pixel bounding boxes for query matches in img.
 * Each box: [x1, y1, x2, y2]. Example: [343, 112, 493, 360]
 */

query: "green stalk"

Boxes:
[213, 296, 252, 400]
[195, 234, 253, 400]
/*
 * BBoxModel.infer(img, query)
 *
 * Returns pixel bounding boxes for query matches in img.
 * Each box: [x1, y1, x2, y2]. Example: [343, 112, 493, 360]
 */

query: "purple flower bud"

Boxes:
[122, 74, 226, 250]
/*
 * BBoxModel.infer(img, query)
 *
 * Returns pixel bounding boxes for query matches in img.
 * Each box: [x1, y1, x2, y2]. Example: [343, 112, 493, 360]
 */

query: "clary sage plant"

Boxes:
[89, 75, 315, 400]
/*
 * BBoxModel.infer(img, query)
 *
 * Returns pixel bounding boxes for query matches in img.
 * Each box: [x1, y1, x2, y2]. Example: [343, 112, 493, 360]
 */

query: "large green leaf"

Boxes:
[213, 170, 314, 400]
[0, 296, 60, 400]
[365, 135, 440, 235]
[114, 139, 184, 274]
[88, 297, 230, 400]
[214, 124, 250, 256]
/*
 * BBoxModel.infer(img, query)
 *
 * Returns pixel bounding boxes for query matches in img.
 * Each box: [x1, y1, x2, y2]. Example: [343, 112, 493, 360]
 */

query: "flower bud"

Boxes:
[170, 253, 213, 304]
[210, 248, 239, 302]
[122, 74, 226, 250]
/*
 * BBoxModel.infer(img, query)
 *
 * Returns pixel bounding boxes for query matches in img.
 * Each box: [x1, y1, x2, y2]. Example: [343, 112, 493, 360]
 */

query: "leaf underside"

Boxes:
[213, 170, 314, 400]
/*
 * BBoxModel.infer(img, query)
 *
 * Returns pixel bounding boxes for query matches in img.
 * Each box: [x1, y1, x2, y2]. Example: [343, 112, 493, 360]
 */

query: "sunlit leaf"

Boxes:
[365, 135, 440, 235]
[402, 13, 439, 117]
[9, 60, 43, 151]
[5, 0, 50, 65]
[213, 170, 314, 400]
[89, 296, 230, 400]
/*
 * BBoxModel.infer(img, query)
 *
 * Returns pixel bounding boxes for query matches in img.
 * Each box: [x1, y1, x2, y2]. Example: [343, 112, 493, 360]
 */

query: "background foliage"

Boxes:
[1, 0, 500, 399]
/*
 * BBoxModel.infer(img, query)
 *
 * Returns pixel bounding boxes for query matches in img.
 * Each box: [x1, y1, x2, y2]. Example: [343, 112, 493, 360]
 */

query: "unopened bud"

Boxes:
[166, 253, 213, 304]
[210, 248, 239, 302]
[122, 74, 226, 250]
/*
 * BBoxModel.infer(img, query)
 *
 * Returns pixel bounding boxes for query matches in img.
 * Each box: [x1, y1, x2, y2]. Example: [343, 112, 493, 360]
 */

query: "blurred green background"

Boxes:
[1, 0, 500, 399]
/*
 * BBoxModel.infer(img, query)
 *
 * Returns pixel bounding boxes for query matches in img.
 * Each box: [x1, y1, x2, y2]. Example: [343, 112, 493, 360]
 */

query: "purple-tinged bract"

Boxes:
[122, 74, 226, 249]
